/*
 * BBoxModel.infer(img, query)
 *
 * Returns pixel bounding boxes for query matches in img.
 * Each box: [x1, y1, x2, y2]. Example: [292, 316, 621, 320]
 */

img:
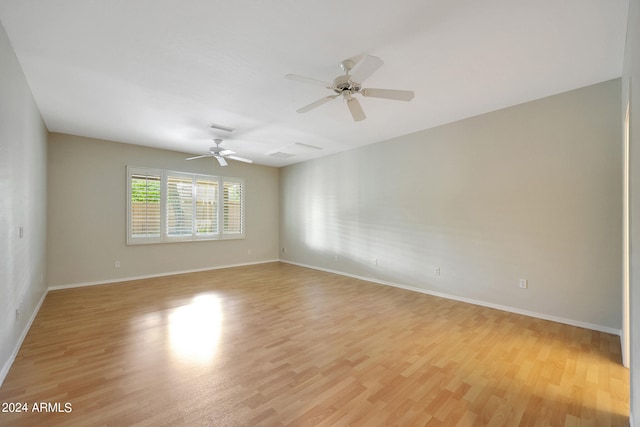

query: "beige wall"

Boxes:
[47, 133, 279, 287]
[280, 79, 622, 332]
[623, 0, 639, 422]
[0, 22, 48, 383]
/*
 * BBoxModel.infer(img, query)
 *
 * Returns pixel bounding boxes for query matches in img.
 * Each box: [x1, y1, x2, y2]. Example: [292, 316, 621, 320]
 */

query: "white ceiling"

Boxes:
[0, 0, 629, 167]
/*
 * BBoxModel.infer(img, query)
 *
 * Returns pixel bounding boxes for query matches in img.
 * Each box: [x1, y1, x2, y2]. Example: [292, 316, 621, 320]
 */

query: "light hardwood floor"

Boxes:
[0, 262, 629, 426]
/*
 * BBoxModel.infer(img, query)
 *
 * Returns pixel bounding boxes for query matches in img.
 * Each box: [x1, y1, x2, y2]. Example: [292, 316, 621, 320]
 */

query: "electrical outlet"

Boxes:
[435, 267, 440, 276]
[373, 258, 378, 266]
[519, 279, 528, 289]
[248, 249, 252, 255]
[282, 247, 287, 253]
[15, 308, 19, 320]
[334, 255, 338, 262]
[115, 260, 121, 268]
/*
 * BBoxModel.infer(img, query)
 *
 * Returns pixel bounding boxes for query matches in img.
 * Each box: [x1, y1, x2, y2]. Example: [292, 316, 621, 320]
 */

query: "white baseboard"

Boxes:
[0, 289, 48, 388]
[48, 259, 281, 291]
[281, 260, 621, 336]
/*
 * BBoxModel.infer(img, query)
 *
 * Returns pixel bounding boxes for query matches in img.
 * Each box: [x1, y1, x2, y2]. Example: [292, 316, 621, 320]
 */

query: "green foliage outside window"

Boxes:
[131, 176, 160, 203]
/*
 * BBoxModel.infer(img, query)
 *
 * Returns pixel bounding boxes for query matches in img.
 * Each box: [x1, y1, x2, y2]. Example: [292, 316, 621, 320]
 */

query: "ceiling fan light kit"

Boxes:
[286, 55, 415, 122]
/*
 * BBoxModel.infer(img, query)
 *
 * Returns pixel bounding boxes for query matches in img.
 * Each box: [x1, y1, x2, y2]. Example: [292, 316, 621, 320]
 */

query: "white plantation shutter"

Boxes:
[127, 167, 244, 244]
[223, 180, 243, 235]
[167, 175, 194, 237]
[128, 169, 162, 244]
[196, 179, 218, 235]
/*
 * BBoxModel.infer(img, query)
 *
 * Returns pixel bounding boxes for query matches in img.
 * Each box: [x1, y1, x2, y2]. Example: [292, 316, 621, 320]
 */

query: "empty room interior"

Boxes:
[1, 1, 639, 426]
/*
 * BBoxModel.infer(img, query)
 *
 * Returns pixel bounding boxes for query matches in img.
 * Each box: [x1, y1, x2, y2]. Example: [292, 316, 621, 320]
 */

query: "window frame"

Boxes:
[126, 166, 245, 245]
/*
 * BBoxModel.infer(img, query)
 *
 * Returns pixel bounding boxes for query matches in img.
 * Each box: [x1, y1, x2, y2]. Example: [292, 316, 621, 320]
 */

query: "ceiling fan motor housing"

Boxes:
[209, 139, 223, 153]
[333, 75, 361, 94]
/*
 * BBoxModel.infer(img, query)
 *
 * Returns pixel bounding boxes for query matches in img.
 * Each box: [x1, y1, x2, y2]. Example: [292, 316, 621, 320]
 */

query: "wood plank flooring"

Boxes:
[0, 262, 629, 426]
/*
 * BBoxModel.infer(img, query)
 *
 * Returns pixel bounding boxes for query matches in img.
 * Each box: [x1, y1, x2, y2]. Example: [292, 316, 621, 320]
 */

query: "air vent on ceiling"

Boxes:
[209, 123, 235, 132]
[268, 152, 296, 159]
[292, 142, 322, 150]
[265, 142, 323, 159]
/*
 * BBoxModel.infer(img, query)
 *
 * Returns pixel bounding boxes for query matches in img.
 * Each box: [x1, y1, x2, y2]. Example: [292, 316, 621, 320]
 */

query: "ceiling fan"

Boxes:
[285, 55, 415, 122]
[186, 139, 253, 166]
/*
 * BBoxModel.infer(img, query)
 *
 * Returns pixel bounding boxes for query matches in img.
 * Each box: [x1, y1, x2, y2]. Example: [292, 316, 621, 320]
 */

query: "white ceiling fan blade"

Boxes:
[226, 155, 253, 164]
[296, 95, 339, 113]
[350, 55, 384, 84]
[215, 156, 228, 167]
[361, 88, 415, 102]
[346, 97, 366, 122]
[186, 154, 211, 160]
[285, 74, 331, 88]
[219, 149, 236, 156]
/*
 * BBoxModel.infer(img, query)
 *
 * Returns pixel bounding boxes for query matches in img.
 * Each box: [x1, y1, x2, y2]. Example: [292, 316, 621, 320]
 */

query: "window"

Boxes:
[127, 166, 245, 244]
[167, 175, 194, 237]
[223, 180, 243, 234]
[130, 172, 161, 239]
[196, 179, 218, 235]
